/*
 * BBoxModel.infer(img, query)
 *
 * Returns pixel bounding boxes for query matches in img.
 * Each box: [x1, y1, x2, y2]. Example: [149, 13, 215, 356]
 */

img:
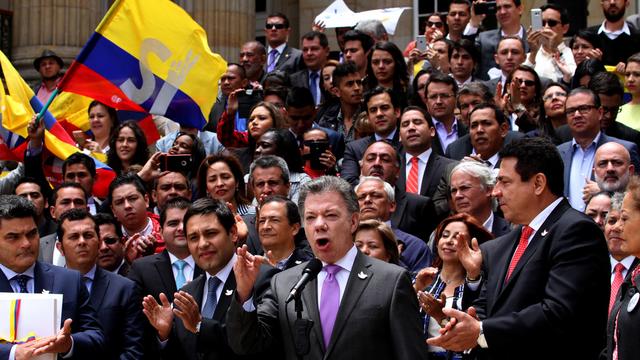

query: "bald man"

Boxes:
[583, 142, 635, 203]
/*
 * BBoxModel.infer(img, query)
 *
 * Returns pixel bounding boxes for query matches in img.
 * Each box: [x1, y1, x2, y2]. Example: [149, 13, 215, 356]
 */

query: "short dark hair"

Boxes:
[540, 4, 569, 24]
[63, 152, 97, 178]
[51, 182, 88, 206]
[425, 71, 459, 96]
[448, 38, 480, 65]
[227, 62, 247, 79]
[331, 61, 359, 88]
[87, 100, 119, 138]
[301, 31, 329, 48]
[589, 71, 624, 98]
[56, 208, 98, 242]
[469, 102, 507, 125]
[449, 0, 471, 11]
[197, 153, 249, 206]
[94, 213, 123, 239]
[499, 137, 564, 197]
[343, 30, 374, 53]
[401, 106, 434, 127]
[183, 198, 235, 234]
[568, 87, 601, 108]
[570, 30, 604, 52]
[14, 177, 43, 195]
[260, 195, 301, 226]
[496, 35, 526, 55]
[263, 86, 288, 105]
[108, 173, 147, 202]
[266, 12, 290, 28]
[364, 140, 402, 168]
[457, 81, 493, 105]
[572, 59, 606, 89]
[286, 86, 315, 109]
[249, 155, 291, 185]
[363, 86, 400, 111]
[160, 197, 191, 228]
[0, 195, 37, 225]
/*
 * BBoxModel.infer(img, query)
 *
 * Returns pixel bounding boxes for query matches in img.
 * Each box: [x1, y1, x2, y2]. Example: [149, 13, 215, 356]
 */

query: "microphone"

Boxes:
[285, 258, 323, 304]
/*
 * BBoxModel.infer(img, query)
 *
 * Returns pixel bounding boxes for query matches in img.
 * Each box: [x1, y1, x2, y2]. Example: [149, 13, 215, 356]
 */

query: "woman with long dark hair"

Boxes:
[107, 121, 149, 175]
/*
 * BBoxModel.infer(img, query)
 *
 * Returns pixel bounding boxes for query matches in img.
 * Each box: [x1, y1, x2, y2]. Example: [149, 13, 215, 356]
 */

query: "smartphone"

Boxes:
[531, 8, 543, 31]
[159, 154, 192, 173]
[307, 140, 329, 170]
[416, 35, 427, 52]
[72, 130, 86, 147]
[473, 1, 496, 15]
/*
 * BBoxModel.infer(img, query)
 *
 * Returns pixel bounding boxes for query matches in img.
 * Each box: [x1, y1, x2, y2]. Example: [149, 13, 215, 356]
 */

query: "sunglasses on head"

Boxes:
[265, 23, 286, 30]
[542, 19, 560, 27]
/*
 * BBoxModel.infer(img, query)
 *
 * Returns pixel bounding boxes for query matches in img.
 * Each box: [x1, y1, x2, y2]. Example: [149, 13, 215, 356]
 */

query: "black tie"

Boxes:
[14, 275, 30, 293]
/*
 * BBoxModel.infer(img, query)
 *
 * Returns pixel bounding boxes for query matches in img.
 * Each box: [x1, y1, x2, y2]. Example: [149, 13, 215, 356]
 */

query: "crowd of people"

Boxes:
[2, 0, 640, 359]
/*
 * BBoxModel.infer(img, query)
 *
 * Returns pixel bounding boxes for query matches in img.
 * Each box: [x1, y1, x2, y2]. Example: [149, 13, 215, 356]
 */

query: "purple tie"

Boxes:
[267, 49, 278, 72]
[320, 264, 341, 347]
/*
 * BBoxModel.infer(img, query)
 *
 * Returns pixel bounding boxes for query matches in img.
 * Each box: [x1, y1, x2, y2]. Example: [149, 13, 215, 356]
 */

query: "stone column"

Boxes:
[12, 0, 104, 84]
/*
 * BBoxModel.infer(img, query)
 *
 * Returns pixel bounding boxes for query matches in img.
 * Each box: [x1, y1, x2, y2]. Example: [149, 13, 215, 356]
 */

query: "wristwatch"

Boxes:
[477, 321, 488, 348]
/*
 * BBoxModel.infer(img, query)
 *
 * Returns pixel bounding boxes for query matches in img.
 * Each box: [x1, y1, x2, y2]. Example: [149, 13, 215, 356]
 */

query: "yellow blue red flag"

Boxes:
[59, 0, 227, 130]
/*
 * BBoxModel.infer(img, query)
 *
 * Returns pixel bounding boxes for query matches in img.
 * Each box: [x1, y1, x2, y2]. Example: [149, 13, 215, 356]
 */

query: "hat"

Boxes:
[33, 49, 64, 70]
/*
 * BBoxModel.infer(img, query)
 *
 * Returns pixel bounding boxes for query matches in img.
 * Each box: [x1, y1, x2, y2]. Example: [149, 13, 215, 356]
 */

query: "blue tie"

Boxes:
[174, 260, 187, 289]
[202, 277, 222, 319]
[309, 71, 319, 105]
[13, 274, 30, 293]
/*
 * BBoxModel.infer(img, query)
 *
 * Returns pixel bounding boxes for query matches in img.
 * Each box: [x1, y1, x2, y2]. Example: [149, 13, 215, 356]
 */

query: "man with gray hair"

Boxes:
[228, 176, 428, 359]
[449, 160, 511, 237]
[582, 142, 635, 203]
[354, 19, 388, 43]
[456, 82, 493, 127]
[355, 176, 432, 273]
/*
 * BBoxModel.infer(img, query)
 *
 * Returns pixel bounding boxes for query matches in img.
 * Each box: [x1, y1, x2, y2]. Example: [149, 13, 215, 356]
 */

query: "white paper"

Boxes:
[0, 293, 63, 360]
[314, 0, 411, 35]
[355, 7, 411, 36]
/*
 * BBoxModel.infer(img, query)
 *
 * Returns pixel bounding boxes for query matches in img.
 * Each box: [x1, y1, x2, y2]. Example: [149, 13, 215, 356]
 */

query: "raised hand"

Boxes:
[142, 293, 174, 341]
[426, 307, 480, 351]
[234, 245, 265, 303]
[414, 267, 438, 292]
[455, 232, 482, 279]
[173, 291, 202, 334]
[32, 318, 73, 356]
[418, 291, 447, 323]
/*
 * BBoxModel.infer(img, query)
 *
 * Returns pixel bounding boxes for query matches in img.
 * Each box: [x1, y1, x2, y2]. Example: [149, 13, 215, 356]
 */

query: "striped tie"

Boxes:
[406, 156, 420, 193]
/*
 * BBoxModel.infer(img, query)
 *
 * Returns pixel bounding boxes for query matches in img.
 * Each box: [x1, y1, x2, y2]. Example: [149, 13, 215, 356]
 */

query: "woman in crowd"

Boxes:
[503, 65, 543, 133]
[618, 53, 640, 131]
[571, 58, 605, 89]
[107, 121, 149, 175]
[82, 100, 119, 153]
[527, 82, 569, 144]
[315, 60, 341, 126]
[197, 153, 253, 215]
[410, 68, 433, 109]
[585, 191, 612, 231]
[167, 131, 206, 181]
[365, 41, 410, 109]
[354, 219, 401, 265]
[570, 30, 604, 67]
[414, 213, 493, 360]
[607, 177, 640, 360]
[300, 128, 337, 179]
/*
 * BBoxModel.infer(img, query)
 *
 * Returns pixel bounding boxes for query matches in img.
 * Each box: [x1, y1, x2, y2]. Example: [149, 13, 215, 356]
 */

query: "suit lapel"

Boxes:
[90, 267, 109, 310]
[421, 153, 436, 196]
[214, 271, 236, 321]
[155, 251, 178, 295]
[489, 231, 520, 309]
[301, 275, 324, 352]
[0, 268, 12, 292]
[325, 252, 372, 358]
[560, 145, 572, 197]
[390, 190, 408, 229]
[34, 262, 54, 294]
[187, 274, 206, 308]
[397, 151, 407, 191]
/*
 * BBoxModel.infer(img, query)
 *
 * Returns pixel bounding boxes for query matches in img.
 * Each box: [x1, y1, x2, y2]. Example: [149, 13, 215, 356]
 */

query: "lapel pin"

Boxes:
[225, 289, 233, 296]
[541, 229, 548, 236]
[295, 260, 302, 265]
[628, 293, 639, 312]
[357, 271, 368, 279]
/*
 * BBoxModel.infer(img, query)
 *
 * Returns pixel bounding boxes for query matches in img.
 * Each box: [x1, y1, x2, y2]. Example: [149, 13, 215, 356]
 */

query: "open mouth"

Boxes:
[316, 238, 330, 249]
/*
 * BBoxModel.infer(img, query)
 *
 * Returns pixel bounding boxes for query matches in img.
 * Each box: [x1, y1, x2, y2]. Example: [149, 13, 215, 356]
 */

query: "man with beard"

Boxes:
[582, 142, 634, 202]
[240, 41, 267, 86]
[587, 0, 640, 67]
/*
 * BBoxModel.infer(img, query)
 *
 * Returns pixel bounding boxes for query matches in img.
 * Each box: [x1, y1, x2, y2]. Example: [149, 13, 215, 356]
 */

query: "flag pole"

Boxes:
[35, 87, 59, 125]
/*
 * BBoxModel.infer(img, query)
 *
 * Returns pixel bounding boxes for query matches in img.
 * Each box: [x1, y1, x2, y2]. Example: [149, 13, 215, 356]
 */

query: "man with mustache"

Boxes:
[582, 142, 634, 203]
[586, 0, 640, 68]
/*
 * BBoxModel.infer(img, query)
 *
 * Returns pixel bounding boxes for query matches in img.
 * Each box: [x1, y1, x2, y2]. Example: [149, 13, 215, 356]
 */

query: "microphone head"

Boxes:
[303, 258, 323, 277]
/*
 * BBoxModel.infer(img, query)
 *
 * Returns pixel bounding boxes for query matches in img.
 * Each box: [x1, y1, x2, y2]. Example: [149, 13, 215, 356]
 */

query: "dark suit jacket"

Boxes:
[474, 200, 609, 360]
[226, 251, 428, 360]
[0, 262, 104, 360]
[474, 27, 529, 81]
[341, 132, 402, 186]
[557, 133, 640, 199]
[164, 265, 279, 360]
[603, 258, 640, 360]
[393, 228, 432, 274]
[396, 151, 455, 199]
[445, 131, 524, 161]
[391, 190, 438, 242]
[555, 121, 640, 150]
[431, 119, 468, 156]
[272, 44, 304, 74]
[491, 213, 511, 238]
[90, 267, 144, 360]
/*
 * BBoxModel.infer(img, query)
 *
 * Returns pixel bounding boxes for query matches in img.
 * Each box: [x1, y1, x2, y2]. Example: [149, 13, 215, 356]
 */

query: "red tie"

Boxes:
[406, 157, 420, 193]
[609, 263, 625, 315]
[505, 226, 534, 282]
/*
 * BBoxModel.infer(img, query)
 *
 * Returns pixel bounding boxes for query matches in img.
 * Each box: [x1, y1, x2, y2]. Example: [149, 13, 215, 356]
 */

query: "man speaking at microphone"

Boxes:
[228, 176, 427, 360]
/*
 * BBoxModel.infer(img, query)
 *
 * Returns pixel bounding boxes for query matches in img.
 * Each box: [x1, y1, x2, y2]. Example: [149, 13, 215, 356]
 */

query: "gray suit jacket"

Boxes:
[272, 44, 304, 74]
[226, 251, 428, 360]
[38, 232, 57, 264]
[475, 26, 529, 80]
[445, 131, 524, 161]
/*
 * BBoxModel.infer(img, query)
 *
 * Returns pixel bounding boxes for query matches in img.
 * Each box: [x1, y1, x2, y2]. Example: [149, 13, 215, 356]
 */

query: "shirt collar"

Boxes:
[83, 265, 97, 280]
[405, 148, 432, 165]
[482, 212, 495, 233]
[168, 251, 196, 269]
[375, 128, 397, 141]
[571, 131, 601, 150]
[610, 255, 636, 273]
[276, 251, 295, 270]
[267, 43, 287, 54]
[598, 21, 631, 36]
[432, 117, 458, 133]
[0, 263, 35, 281]
[322, 245, 358, 273]
[122, 217, 152, 238]
[527, 197, 563, 234]
[500, 25, 525, 39]
[206, 253, 236, 285]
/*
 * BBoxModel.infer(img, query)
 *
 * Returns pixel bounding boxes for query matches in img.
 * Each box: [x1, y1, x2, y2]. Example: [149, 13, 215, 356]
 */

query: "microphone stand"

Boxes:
[293, 291, 313, 359]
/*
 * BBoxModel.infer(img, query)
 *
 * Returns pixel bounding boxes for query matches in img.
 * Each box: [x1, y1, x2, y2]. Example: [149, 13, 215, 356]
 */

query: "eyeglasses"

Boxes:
[542, 91, 567, 101]
[427, 21, 444, 28]
[102, 236, 120, 245]
[542, 19, 560, 27]
[265, 23, 286, 30]
[602, 106, 622, 115]
[515, 78, 536, 87]
[565, 104, 597, 116]
[427, 93, 454, 101]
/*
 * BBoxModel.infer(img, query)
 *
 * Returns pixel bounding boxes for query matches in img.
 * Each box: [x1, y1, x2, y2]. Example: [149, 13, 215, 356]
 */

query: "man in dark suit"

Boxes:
[474, 0, 529, 80]
[228, 176, 428, 360]
[0, 195, 104, 359]
[14, 177, 55, 238]
[591, 71, 640, 148]
[446, 103, 524, 168]
[264, 12, 303, 74]
[585, 0, 640, 67]
[257, 196, 313, 270]
[289, 31, 330, 107]
[449, 161, 511, 237]
[427, 137, 610, 360]
[481, 36, 527, 97]
[557, 88, 640, 211]
[341, 87, 402, 186]
[128, 197, 203, 359]
[56, 209, 143, 360]
[425, 72, 468, 155]
[95, 213, 129, 276]
[142, 198, 278, 360]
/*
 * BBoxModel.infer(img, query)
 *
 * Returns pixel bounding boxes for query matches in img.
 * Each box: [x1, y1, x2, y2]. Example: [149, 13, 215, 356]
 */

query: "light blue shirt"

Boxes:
[82, 265, 97, 294]
[0, 263, 35, 293]
[432, 117, 459, 152]
[568, 133, 600, 211]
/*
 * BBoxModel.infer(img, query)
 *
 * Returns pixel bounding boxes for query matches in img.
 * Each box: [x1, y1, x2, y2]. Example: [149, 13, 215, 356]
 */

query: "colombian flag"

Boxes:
[0, 50, 115, 198]
[58, 0, 227, 131]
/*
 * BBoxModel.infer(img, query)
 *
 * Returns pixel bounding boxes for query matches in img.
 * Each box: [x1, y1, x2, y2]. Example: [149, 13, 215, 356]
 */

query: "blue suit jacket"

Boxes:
[557, 133, 640, 198]
[393, 228, 432, 275]
[90, 267, 144, 360]
[0, 262, 104, 360]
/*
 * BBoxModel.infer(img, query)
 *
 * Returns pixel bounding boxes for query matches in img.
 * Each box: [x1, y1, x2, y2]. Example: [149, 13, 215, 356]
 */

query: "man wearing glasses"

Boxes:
[264, 12, 303, 74]
[557, 88, 639, 211]
[425, 72, 468, 155]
